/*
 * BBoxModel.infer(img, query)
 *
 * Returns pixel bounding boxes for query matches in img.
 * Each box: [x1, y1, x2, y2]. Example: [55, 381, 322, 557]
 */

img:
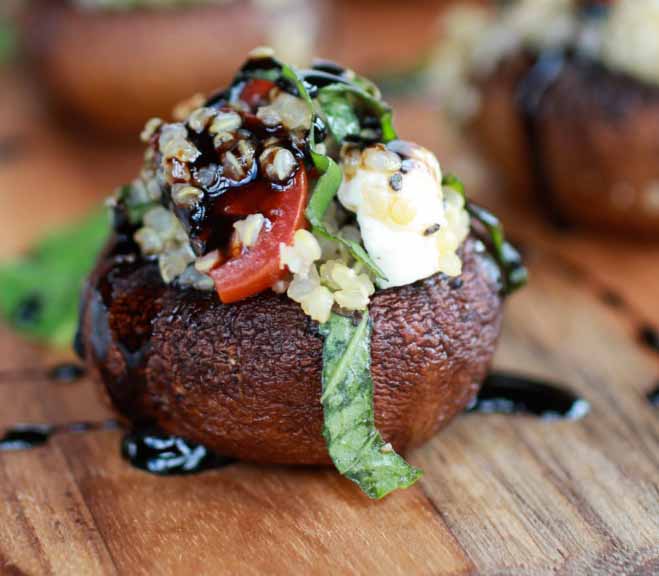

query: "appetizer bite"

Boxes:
[21, 0, 317, 136]
[431, 0, 659, 237]
[78, 49, 525, 498]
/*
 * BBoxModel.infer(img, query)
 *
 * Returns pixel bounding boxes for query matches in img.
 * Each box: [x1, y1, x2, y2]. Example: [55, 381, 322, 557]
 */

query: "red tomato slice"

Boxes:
[209, 165, 308, 304]
[240, 79, 276, 109]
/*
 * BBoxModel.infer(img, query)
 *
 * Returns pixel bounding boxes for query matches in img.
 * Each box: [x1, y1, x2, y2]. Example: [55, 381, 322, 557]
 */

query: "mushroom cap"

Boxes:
[79, 234, 503, 465]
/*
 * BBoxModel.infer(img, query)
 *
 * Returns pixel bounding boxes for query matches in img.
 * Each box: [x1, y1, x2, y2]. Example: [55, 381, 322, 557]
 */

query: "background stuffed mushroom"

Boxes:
[431, 0, 659, 238]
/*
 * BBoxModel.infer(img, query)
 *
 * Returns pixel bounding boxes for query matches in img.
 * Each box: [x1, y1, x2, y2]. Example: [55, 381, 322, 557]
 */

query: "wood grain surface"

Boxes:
[1, 62, 658, 576]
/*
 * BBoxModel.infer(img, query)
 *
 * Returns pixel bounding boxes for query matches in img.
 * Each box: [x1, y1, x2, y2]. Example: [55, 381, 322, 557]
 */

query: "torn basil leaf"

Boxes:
[442, 174, 527, 295]
[317, 90, 361, 143]
[0, 210, 110, 347]
[319, 312, 422, 499]
[315, 83, 397, 144]
[281, 64, 387, 280]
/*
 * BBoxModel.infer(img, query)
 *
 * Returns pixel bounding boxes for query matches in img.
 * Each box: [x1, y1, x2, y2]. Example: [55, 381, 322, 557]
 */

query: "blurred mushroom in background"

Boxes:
[19, 0, 323, 137]
[426, 0, 659, 239]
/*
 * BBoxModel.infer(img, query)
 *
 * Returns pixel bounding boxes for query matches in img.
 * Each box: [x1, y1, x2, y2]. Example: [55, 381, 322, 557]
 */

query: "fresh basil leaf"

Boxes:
[348, 72, 382, 100]
[380, 111, 397, 144]
[305, 158, 343, 229]
[317, 90, 361, 143]
[442, 174, 527, 295]
[312, 225, 386, 280]
[0, 210, 110, 347]
[319, 312, 422, 499]
[316, 83, 397, 144]
[441, 173, 465, 198]
[282, 64, 387, 280]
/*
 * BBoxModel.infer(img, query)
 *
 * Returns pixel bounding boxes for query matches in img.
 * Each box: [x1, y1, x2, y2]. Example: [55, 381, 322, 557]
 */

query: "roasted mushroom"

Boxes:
[79, 51, 525, 498]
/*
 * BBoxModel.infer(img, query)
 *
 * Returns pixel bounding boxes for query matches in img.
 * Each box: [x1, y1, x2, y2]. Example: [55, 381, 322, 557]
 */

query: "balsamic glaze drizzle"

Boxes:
[0, 420, 119, 451]
[122, 429, 234, 476]
[647, 385, 659, 408]
[468, 372, 590, 420]
[639, 326, 659, 354]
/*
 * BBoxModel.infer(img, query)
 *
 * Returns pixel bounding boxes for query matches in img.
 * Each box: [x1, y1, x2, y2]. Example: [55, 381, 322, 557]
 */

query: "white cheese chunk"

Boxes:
[337, 141, 469, 289]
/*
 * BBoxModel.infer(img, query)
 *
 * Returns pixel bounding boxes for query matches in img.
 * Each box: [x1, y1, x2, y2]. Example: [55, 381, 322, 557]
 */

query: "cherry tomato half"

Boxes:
[209, 164, 308, 304]
[240, 78, 277, 109]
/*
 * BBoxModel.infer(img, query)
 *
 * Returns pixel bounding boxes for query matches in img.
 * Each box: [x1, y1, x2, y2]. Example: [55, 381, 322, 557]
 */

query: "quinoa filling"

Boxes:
[111, 49, 475, 323]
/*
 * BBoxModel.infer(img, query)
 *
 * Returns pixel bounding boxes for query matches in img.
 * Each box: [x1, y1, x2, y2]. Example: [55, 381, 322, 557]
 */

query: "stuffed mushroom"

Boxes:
[78, 49, 526, 498]
[430, 0, 659, 238]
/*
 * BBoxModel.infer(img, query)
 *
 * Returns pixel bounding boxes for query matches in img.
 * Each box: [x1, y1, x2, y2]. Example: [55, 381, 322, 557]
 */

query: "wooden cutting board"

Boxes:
[1, 68, 658, 576]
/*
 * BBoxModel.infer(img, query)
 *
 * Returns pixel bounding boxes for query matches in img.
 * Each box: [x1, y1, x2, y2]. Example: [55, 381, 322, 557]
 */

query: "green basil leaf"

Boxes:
[441, 173, 465, 198]
[442, 173, 527, 295]
[317, 90, 361, 143]
[316, 83, 397, 144]
[281, 64, 386, 280]
[312, 225, 386, 280]
[319, 312, 422, 499]
[0, 210, 110, 347]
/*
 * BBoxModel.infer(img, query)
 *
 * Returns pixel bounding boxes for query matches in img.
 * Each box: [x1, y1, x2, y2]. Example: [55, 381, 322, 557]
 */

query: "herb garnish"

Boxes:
[442, 174, 527, 295]
[280, 63, 389, 280]
[0, 210, 109, 347]
[320, 312, 422, 499]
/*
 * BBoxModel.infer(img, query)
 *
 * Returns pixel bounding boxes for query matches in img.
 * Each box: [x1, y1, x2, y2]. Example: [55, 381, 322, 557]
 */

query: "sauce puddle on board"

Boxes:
[122, 429, 235, 475]
[0, 420, 119, 451]
[468, 372, 590, 420]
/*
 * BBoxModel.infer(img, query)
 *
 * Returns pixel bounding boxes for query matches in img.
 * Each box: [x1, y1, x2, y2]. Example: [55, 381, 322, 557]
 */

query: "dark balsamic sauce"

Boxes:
[122, 429, 234, 476]
[647, 384, 659, 408]
[47, 363, 85, 383]
[639, 326, 659, 353]
[0, 420, 119, 451]
[468, 372, 590, 420]
[12, 293, 43, 328]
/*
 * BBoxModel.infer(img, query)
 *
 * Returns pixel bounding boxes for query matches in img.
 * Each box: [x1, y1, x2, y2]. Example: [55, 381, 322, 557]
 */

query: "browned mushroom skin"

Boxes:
[79, 234, 503, 466]
[473, 55, 659, 238]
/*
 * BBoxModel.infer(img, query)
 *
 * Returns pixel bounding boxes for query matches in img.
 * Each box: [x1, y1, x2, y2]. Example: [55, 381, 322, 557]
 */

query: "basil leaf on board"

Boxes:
[0, 210, 110, 347]
[442, 174, 527, 295]
[281, 64, 387, 280]
[319, 312, 422, 499]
